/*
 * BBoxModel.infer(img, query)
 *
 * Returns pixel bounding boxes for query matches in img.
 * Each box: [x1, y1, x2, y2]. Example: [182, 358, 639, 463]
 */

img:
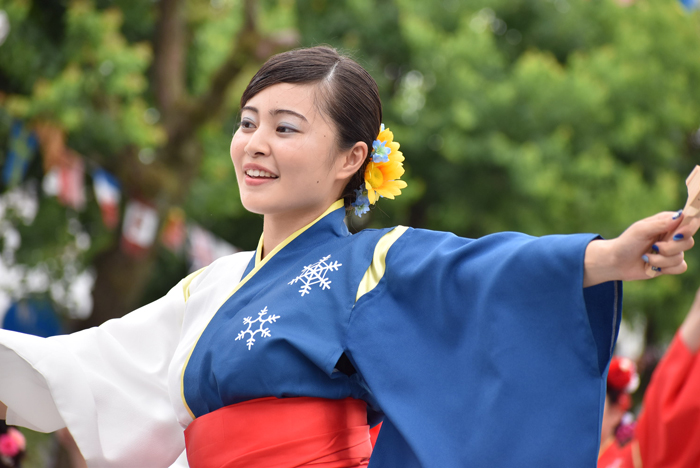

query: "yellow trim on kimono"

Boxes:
[355, 226, 408, 302]
[182, 268, 206, 302]
[180, 199, 346, 419]
[253, 200, 345, 267]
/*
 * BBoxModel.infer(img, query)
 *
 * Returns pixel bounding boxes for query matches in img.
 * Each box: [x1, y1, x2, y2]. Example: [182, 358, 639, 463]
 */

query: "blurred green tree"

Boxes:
[0, 0, 296, 328]
[295, 0, 700, 344]
[1, 0, 699, 348]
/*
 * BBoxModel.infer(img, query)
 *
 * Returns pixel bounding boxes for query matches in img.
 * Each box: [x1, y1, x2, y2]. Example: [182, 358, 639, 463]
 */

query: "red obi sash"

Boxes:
[184, 396, 373, 468]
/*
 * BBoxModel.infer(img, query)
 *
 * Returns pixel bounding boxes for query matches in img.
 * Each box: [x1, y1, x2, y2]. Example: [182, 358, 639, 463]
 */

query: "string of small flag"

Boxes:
[1, 119, 238, 268]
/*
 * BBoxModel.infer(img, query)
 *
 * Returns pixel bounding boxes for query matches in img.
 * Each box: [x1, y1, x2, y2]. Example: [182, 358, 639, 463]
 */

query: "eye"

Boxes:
[239, 119, 256, 129]
[277, 125, 297, 134]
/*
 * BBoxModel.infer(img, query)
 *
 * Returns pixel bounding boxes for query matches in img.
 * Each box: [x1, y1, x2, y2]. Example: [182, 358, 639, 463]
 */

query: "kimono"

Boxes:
[0, 200, 622, 467]
[598, 332, 700, 468]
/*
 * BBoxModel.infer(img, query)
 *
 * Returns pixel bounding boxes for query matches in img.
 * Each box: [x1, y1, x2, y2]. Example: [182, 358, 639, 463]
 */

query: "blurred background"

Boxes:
[0, 0, 699, 465]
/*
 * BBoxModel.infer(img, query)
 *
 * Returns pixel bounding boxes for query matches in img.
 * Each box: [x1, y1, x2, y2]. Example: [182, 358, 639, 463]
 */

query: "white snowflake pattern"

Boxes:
[235, 307, 280, 350]
[288, 255, 342, 296]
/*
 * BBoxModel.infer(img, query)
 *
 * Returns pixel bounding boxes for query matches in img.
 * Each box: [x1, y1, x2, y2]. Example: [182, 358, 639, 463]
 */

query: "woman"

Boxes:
[598, 356, 640, 466]
[599, 286, 700, 468]
[0, 46, 697, 468]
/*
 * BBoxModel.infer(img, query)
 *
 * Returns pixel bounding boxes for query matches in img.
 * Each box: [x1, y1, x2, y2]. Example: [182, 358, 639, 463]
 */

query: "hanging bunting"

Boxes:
[121, 199, 159, 258]
[160, 207, 187, 252]
[58, 154, 85, 211]
[9, 120, 246, 268]
[187, 224, 238, 271]
[41, 152, 86, 211]
[2, 120, 38, 188]
[92, 168, 121, 229]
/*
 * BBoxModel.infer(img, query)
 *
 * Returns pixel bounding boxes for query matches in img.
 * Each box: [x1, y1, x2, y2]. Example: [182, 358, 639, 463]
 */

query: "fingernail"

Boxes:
[652, 244, 660, 253]
[673, 209, 683, 220]
[652, 266, 662, 272]
[642, 254, 649, 263]
[673, 233, 684, 241]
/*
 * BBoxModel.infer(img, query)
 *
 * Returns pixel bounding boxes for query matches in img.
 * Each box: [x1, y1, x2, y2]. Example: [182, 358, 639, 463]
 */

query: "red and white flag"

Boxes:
[120, 199, 159, 257]
[41, 152, 85, 211]
[187, 224, 238, 271]
[160, 207, 187, 252]
[92, 168, 121, 229]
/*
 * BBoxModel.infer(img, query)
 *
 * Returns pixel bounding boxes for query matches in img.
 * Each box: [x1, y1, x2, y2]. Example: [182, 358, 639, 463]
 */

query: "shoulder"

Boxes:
[182, 250, 255, 301]
[388, 228, 597, 256]
[381, 227, 533, 260]
[376, 229, 599, 288]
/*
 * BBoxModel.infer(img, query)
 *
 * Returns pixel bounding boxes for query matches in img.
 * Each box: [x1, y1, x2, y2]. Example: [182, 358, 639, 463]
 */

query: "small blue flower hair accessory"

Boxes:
[351, 189, 370, 217]
[371, 140, 390, 163]
[370, 124, 390, 163]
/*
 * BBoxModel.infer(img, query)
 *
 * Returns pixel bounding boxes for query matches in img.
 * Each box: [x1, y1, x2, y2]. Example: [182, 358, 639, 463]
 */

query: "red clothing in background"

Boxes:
[598, 333, 700, 468]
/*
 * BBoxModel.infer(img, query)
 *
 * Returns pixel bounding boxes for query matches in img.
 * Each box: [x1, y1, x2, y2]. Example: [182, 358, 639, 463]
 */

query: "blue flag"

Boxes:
[2, 120, 38, 187]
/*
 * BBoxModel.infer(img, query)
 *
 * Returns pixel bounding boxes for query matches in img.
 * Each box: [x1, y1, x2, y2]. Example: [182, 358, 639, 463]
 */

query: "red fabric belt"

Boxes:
[184, 396, 372, 468]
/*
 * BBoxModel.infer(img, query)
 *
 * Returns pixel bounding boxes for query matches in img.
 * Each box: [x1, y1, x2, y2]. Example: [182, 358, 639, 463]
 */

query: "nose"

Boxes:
[244, 126, 271, 158]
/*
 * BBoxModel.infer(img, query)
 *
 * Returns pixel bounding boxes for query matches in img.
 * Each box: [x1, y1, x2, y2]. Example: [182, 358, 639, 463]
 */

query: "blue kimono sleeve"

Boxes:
[346, 228, 622, 468]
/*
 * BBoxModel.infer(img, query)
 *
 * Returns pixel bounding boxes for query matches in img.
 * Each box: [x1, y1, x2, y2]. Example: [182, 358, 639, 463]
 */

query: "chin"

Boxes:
[239, 197, 270, 215]
[239, 193, 290, 216]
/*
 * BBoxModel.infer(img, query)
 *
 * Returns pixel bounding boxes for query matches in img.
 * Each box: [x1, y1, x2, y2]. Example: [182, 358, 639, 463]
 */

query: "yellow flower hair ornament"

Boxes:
[351, 124, 408, 217]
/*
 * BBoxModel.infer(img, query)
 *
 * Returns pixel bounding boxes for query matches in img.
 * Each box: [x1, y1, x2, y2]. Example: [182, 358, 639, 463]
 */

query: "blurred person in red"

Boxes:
[598, 286, 700, 467]
[0, 421, 25, 468]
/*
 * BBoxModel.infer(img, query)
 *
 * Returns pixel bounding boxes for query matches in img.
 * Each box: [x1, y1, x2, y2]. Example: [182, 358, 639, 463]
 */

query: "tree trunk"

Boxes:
[79, 0, 294, 327]
[83, 244, 157, 327]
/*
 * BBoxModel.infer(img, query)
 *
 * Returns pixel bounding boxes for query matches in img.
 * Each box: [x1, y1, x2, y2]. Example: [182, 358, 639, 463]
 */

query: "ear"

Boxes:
[335, 142, 368, 181]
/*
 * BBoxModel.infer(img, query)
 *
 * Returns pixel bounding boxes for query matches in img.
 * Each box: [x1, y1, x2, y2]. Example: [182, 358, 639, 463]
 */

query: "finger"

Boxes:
[674, 215, 700, 239]
[654, 236, 695, 256]
[628, 211, 684, 242]
[644, 251, 685, 269]
[653, 261, 688, 276]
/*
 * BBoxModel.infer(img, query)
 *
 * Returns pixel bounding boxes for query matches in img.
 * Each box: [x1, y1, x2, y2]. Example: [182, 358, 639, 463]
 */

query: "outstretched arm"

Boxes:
[632, 284, 700, 467]
[583, 211, 699, 287]
[680, 286, 700, 353]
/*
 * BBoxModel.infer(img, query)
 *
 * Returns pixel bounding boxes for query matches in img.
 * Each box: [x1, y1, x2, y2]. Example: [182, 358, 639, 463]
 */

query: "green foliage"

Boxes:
[297, 0, 700, 337]
[1, 0, 700, 340]
[2, 0, 161, 163]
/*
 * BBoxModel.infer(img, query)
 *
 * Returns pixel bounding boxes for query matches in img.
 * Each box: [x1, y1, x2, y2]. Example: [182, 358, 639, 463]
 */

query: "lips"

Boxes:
[241, 164, 279, 186]
[245, 168, 278, 179]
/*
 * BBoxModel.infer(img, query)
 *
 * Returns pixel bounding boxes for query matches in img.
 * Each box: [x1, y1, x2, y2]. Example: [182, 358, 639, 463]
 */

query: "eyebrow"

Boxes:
[241, 106, 308, 123]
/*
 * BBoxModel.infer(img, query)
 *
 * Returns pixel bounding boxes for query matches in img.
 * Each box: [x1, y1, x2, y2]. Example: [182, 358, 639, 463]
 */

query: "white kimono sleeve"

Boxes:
[0, 279, 189, 467]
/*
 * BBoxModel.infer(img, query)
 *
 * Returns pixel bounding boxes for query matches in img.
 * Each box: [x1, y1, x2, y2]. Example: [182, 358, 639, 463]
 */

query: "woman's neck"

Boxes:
[260, 202, 338, 258]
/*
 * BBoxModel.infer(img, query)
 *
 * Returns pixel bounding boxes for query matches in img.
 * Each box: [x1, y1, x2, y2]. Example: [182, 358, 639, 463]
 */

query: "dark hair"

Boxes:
[240, 46, 382, 207]
[606, 385, 623, 405]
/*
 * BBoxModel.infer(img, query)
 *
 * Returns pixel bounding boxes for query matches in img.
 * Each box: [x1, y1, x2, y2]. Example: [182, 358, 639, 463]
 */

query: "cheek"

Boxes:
[230, 134, 245, 163]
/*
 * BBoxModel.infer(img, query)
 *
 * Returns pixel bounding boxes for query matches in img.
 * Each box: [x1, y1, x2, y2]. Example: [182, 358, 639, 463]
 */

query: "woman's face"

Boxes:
[230, 82, 351, 220]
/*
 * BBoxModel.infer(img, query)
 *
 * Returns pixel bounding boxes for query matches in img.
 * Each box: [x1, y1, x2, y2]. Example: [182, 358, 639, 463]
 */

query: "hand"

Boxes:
[680, 286, 700, 353]
[584, 211, 699, 287]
